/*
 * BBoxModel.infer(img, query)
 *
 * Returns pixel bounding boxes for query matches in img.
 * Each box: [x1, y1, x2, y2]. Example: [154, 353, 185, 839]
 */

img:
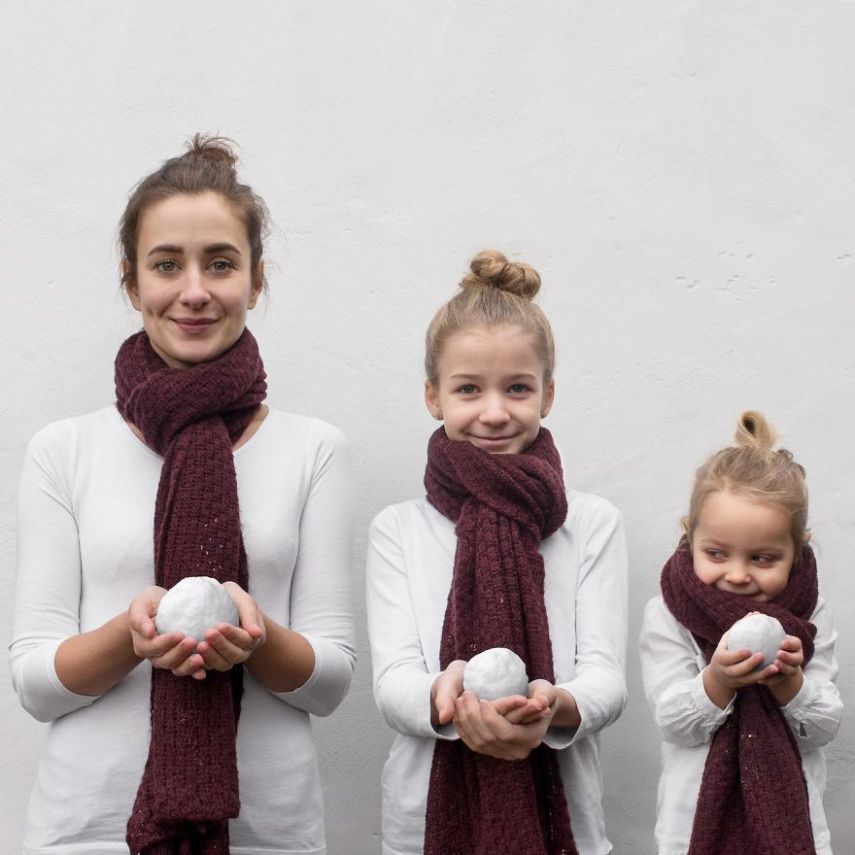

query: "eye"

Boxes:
[209, 257, 235, 273]
[154, 259, 178, 274]
[508, 383, 531, 394]
[456, 383, 478, 395]
[705, 548, 725, 560]
[752, 554, 776, 565]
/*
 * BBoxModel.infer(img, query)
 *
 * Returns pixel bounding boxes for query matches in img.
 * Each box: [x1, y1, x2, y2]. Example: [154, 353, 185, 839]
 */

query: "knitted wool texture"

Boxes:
[116, 329, 266, 855]
[423, 428, 577, 855]
[660, 539, 818, 855]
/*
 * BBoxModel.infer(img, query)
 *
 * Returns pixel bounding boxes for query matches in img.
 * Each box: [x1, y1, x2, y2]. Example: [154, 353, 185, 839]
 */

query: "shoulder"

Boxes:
[257, 408, 350, 475]
[561, 486, 624, 544]
[25, 406, 121, 461]
[640, 594, 692, 643]
[262, 407, 348, 451]
[565, 487, 622, 524]
[369, 497, 441, 540]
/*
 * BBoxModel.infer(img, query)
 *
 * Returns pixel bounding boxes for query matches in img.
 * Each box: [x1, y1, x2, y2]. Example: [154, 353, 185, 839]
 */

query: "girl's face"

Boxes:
[691, 490, 796, 602]
[125, 192, 262, 369]
[424, 323, 554, 455]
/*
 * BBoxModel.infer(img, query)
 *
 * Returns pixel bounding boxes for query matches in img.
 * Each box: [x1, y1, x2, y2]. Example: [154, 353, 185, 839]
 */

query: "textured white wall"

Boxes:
[1, 3, 853, 853]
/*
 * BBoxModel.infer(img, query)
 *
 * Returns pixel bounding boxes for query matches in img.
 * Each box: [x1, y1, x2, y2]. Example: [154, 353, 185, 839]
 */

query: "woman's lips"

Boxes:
[172, 318, 217, 334]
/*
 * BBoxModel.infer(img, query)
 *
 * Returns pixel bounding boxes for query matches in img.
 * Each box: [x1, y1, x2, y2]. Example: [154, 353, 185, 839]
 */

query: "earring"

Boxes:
[433, 411, 443, 420]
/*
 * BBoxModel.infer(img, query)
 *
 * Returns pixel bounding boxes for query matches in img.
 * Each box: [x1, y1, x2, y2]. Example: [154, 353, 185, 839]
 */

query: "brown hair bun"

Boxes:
[460, 250, 541, 299]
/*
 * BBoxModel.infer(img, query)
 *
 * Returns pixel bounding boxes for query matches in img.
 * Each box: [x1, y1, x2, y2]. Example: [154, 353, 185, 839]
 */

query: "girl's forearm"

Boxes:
[245, 615, 316, 693]
[55, 612, 143, 696]
[552, 687, 582, 728]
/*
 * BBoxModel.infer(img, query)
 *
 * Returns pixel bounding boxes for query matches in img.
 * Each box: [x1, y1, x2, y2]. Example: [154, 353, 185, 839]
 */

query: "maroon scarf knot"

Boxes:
[424, 428, 577, 855]
[661, 540, 818, 855]
[116, 330, 266, 855]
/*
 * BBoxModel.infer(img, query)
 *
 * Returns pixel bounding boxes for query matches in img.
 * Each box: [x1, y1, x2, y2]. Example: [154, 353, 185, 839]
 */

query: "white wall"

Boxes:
[1, 3, 853, 853]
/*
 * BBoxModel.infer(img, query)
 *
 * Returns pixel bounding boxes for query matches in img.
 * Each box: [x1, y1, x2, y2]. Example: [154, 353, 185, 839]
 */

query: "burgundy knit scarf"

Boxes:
[423, 428, 577, 855]
[660, 539, 818, 855]
[116, 329, 266, 855]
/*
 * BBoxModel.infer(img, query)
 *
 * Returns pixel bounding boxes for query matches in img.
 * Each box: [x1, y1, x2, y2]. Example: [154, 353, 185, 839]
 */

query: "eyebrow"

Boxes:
[698, 537, 784, 552]
[146, 242, 243, 257]
[448, 372, 538, 380]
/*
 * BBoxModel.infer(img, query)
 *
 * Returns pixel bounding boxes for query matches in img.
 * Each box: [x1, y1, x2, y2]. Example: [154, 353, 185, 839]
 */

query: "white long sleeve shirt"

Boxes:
[639, 594, 842, 855]
[366, 488, 628, 855]
[10, 406, 355, 855]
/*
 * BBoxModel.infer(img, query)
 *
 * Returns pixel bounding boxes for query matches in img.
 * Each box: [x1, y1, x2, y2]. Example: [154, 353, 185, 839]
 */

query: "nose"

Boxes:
[479, 394, 511, 426]
[179, 266, 211, 307]
[724, 562, 751, 585]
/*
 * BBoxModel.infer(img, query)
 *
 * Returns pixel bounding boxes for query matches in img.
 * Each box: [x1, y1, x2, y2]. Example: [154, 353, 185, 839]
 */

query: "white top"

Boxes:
[639, 594, 843, 855]
[10, 406, 355, 855]
[366, 488, 628, 855]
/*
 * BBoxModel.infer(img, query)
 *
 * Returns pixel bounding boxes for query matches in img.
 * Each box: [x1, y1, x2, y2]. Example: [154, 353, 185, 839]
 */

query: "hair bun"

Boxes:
[734, 410, 778, 451]
[460, 250, 541, 299]
[184, 133, 239, 169]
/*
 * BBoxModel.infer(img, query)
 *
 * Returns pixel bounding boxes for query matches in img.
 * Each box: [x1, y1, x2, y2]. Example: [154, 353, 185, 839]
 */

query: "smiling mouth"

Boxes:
[172, 318, 217, 333]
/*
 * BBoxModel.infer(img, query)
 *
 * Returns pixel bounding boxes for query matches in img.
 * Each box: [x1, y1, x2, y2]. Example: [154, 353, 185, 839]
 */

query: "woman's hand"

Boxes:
[195, 581, 266, 673]
[128, 586, 205, 679]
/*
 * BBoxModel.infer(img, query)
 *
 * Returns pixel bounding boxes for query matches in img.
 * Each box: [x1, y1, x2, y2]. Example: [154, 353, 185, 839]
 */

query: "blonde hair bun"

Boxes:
[460, 250, 541, 300]
[734, 410, 778, 451]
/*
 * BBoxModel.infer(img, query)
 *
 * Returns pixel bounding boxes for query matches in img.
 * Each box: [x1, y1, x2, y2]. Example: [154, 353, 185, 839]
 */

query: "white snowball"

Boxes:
[726, 613, 787, 670]
[463, 647, 529, 701]
[155, 576, 239, 643]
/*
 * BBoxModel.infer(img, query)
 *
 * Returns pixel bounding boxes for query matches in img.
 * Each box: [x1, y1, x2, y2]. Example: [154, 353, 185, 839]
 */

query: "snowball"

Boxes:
[463, 647, 529, 701]
[155, 576, 239, 643]
[726, 613, 787, 670]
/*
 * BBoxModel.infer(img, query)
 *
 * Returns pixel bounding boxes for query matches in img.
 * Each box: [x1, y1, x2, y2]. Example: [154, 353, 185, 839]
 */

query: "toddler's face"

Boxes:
[691, 490, 795, 602]
[425, 323, 553, 455]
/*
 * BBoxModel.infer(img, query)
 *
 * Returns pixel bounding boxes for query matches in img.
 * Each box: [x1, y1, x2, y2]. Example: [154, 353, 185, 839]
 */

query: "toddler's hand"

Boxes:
[760, 635, 805, 704]
[704, 632, 777, 708]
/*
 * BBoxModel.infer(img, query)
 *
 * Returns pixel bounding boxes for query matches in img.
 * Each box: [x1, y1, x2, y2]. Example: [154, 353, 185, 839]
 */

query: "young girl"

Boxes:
[366, 250, 628, 855]
[640, 412, 843, 855]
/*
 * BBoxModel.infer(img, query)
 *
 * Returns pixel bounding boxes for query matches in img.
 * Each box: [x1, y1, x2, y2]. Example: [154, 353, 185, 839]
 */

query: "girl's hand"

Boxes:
[195, 581, 266, 673]
[431, 660, 467, 725]
[128, 586, 205, 680]
[453, 690, 553, 760]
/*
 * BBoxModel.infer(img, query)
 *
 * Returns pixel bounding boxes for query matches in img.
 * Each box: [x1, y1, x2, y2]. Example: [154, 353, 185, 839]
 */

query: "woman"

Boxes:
[10, 135, 355, 855]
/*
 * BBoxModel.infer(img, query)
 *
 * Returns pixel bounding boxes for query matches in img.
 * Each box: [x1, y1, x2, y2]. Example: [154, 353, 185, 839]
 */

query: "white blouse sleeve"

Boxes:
[553, 498, 628, 745]
[10, 425, 99, 722]
[780, 597, 843, 749]
[273, 424, 356, 717]
[365, 506, 453, 740]
[639, 596, 733, 747]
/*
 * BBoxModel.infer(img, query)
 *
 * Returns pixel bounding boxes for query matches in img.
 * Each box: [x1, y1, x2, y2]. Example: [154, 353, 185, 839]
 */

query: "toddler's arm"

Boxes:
[777, 597, 842, 750]
[640, 596, 732, 747]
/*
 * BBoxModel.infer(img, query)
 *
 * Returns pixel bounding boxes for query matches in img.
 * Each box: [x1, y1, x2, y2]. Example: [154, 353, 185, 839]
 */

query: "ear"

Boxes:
[540, 380, 555, 418]
[123, 261, 142, 310]
[248, 261, 264, 309]
[424, 381, 442, 420]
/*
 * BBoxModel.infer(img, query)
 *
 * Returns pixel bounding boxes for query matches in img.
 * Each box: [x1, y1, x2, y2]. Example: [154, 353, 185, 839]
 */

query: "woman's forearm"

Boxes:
[55, 612, 143, 696]
[245, 614, 316, 693]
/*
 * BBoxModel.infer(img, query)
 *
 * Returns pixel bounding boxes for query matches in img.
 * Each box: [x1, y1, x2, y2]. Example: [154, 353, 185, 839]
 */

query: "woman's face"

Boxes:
[126, 192, 262, 369]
